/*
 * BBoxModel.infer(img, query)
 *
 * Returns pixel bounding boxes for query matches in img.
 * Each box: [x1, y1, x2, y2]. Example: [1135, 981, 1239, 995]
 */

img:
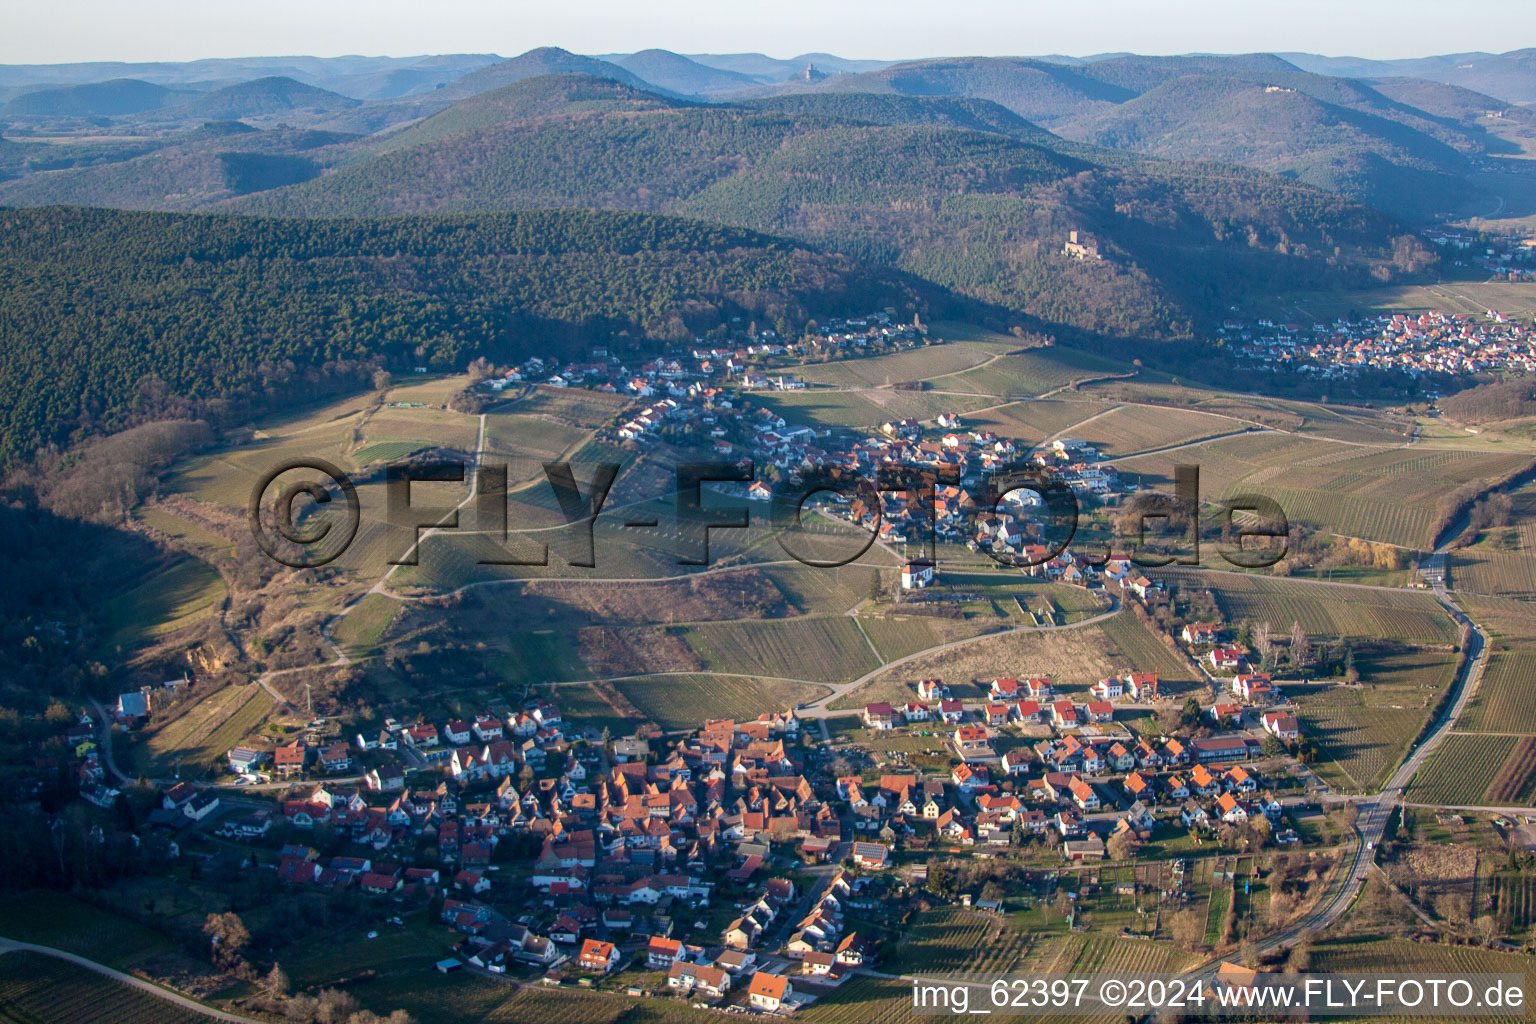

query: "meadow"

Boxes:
[129, 683, 273, 778]
[100, 555, 226, 650]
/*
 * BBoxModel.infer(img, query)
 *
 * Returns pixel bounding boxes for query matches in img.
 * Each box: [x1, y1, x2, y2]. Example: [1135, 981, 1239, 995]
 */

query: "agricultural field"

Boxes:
[1458, 650, 1536, 735]
[508, 384, 630, 428]
[964, 398, 1119, 445]
[1097, 608, 1201, 685]
[679, 616, 881, 683]
[1070, 403, 1254, 457]
[128, 683, 274, 777]
[1156, 570, 1459, 645]
[1452, 547, 1536, 600]
[1120, 437, 1525, 548]
[1488, 871, 1536, 940]
[759, 562, 880, 615]
[831, 618, 1122, 707]
[100, 555, 226, 650]
[1487, 736, 1536, 805]
[788, 340, 1010, 388]
[330, 593, 401, 659]
[1297, 701, 1429, 792]
[1407, 733, 1522, 806]
[481, 412, 590, 483]
[532, 681, 640, 736]
[0, 894, 176, 971]
[930, 345, 1127, 398]
[1291, 280, 1536, 322]
[754, 387, 995, 428]
[132, 504, 232, 556]
[0, 953, 217, 1024]
[612, 674, 826, 730]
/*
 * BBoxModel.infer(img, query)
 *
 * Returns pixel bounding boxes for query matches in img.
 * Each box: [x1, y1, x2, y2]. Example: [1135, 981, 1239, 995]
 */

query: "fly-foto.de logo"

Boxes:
[247, 458, 1289, 571]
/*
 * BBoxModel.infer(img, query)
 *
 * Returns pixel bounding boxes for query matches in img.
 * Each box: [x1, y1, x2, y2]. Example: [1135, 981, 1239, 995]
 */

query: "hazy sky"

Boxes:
[7, 0, 1535, 64]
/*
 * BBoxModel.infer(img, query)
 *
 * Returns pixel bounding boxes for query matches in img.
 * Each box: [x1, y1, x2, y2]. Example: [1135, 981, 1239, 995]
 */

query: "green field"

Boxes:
[131, 683, 273, 777]
[0, 952, 217, 1024]
[0, 894, 175, 971]
[101, 556, 226, 649]
[613, 675, 825, 730]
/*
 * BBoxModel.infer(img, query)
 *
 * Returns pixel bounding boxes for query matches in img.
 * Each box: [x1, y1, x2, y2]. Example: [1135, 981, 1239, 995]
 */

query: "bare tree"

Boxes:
[1290, 621, 1311, 669]
[1253, 621, 1274, 667]
[1169, 909, 1206, 950]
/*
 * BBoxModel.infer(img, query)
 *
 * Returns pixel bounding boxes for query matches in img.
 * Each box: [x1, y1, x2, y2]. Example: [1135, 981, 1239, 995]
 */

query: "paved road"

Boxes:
[0, 938, 261, 1023]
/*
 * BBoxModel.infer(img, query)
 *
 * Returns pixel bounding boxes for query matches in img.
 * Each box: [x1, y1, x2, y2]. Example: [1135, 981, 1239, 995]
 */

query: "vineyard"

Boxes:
[756, 388, 995, 429]
[100, 555, 227, 649]
[790, 341, 1005, 388]
[1458, 651, 1536, 735]
[932, 346, 1125, 398]
[680, 616, 882, 683]
[855, 614, 947, 661]
[1296, 702, 1426, 792]
[1311, 936, 1536, 980]
[1489, 872, 1536, 938]
[507, 384, 630, 428]
[133, 683, 273, 777]
[1487, 736, 1536, 805]
[1451, 549, 1536, 600]
[965, 399, 1117, 445]
[1406, 733, 1521, 806]
[890, 905, 1041, 977]
[613, 675, 824, 730]
[1098, 609, 1200, 684]
[1073, 404, 1250, 457]
[1163, 571, 1459, 645]
[0, 952, 216, 1024]
[1122, 439, 1528, 547]
[350, 438, 434, 465]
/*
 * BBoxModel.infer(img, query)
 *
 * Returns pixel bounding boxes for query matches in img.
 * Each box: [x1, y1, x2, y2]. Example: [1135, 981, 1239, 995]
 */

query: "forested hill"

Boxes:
[0, 205, 950, 470]
[225, 76, 1422, 343]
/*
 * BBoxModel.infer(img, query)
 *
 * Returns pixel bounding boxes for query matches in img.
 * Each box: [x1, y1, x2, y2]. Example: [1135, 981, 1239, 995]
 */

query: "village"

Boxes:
[1226, 308, 1536, 380]
[46, 568, 1347, 1017]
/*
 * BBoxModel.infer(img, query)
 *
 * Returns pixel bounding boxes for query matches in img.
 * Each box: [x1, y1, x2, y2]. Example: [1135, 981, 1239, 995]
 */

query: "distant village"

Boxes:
[1229, 229, 1536, 381]
[1226, 309, 1536, 381]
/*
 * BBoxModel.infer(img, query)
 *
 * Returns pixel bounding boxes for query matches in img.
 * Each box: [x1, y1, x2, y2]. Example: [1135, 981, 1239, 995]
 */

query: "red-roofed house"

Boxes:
[749, 971, 792, 1011]
[578, 938, 620, 974]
